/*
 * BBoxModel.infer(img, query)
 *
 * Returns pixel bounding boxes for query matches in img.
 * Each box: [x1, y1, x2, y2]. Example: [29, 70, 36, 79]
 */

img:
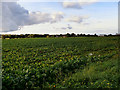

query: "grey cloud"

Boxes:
[63, 2, 82, 9]
[66, 16, 89, 23]
[67, 24, 72, 29]
[1, 2, 64, 32]
[61, 24, 72, 30]
[83, 23, 90, 25]
[61, 27, 67, 30]
[2, 2, 29, 32]
[67, 27, 72, 29]
[27, 12, 64, 25]
[62, 0, 98, 9]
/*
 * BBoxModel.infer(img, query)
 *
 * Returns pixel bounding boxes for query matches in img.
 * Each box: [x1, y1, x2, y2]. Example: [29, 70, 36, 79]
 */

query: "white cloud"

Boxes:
[50, 12, 64, 23]
[66, 16, 89, 23]
[28, 11, 64, 24]
[65, 17, 118, 34]
[3, 17, 117, 35]
[62, 0, 98, 9]
[1, 2, 64, 32]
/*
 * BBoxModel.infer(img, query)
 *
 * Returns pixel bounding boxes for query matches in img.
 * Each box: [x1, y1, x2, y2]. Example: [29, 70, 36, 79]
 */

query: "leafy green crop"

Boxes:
[2, 37, 119, 89]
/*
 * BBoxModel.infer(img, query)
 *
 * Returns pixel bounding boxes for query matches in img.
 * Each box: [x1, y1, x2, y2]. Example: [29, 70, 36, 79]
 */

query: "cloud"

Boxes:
[62, 0, 98, 9]
[66, 16, 89, 23]
[61, 27, 67, 30]
[63, 2, 82, 9]
[61, 24, 72, 30]
[83, 23, 90, 25]
[1, 2, 64, 32]
[67, 24, 72, 29]
[28, 11, 64, 24]
[1, 0, 19, 2]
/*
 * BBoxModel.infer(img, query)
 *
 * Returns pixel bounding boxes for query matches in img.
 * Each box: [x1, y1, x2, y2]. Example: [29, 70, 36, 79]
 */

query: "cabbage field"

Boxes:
[2, 37, 119, 89]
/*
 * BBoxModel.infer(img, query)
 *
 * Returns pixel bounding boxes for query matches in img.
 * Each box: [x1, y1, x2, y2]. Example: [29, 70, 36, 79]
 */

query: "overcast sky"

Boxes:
[1, 0, 118, 34]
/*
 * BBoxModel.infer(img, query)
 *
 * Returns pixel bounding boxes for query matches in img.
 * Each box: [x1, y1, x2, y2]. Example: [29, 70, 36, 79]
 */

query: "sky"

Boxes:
[1, 0, 118, 35]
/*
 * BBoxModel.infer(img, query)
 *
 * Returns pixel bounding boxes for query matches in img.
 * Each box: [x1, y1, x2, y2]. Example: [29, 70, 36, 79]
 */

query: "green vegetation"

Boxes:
[2, 37, 119, 89]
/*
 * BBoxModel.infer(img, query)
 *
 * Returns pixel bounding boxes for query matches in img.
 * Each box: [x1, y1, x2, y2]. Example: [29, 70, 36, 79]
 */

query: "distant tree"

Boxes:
[82, 34, 86, 37]
[108, 34, 112, 36]
[76, 34, 80, 37]
[87, 34, 90, 37]
[104, 35, 108, 37]
[19, 34, 24, 38]
[59, 34, 63, 37]
[94, 33, 98, 37]
[66, 33, 70, 37]
[51, 35, 55, 38]
[1, 35, 5, 39]
[28, 34, 35, 38]
[71, 33, 76, 37]
[7, 34, 12, 39]
[24, 34, 29, 38]
[43, 34, 49, 37]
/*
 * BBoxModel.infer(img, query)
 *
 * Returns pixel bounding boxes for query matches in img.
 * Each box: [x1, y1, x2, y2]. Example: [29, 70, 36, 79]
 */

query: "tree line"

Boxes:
[1, 33, 120, 39]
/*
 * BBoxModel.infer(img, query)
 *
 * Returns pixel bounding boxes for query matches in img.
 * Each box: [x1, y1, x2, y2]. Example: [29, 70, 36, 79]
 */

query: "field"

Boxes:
[2, 37, 119, 89]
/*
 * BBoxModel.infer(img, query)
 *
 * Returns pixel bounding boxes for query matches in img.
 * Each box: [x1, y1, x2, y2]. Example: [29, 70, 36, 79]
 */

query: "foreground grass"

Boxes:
[2, 37, 119, 89]
[63, 56, 118, 88]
